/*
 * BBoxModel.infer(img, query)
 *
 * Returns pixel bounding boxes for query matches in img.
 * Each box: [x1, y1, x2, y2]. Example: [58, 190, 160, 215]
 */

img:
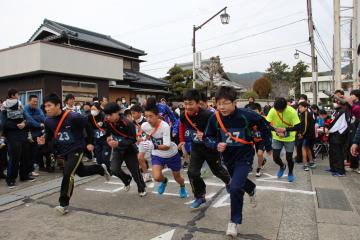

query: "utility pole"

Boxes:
[352, 0, 359, 89]
[334, 0, 342, 90]
[307, 0, 318, 104]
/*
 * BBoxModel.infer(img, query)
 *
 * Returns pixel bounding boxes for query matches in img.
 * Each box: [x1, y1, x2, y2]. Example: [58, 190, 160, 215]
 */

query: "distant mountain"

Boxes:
[226, 71, 263, 89]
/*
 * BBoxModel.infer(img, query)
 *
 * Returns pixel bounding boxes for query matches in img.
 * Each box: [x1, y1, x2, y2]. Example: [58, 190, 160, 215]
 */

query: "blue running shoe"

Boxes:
[191, 198, 206, 209]
[157, 178, 168, 194]
[277, 165, 286, 178]
[179, 186, 188, 198]
[288, 174, 295, 182]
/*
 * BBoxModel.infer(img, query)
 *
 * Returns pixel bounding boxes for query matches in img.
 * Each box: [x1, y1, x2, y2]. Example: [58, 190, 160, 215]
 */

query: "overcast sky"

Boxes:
[0, 0, 353, 78]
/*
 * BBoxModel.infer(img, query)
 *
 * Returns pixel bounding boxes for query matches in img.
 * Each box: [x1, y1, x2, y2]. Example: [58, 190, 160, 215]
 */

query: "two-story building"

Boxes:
[0, 19, 169, 105]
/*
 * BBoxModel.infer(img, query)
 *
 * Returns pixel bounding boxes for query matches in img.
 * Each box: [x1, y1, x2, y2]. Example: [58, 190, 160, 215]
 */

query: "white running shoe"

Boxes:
[124, 184, 131, 192]
[55, 205, 69, 215]
[249, 190, 257, 208]
[101, 164, 111, 182]
[139, 191, 147, 197]
[255, 168, 262, 177]
[226, 222, 238, 238]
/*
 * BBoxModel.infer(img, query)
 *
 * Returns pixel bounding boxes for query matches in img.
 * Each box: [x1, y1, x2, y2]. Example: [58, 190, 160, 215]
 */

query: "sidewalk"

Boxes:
[310, 158, 360, 240]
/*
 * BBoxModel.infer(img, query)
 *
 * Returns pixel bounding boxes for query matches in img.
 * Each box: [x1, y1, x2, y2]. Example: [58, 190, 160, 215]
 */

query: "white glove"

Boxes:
[143, 140, 154, 151]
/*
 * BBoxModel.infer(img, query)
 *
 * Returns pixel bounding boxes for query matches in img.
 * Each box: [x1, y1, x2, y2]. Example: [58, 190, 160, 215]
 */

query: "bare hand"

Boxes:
[178, 142, 185, 150]
[108, 140, 118, 148]
[37, 136, 45, 145]
[351, 144, 359, 157]
[217, 142, 227, 153]
[196, 131, 204, 141]
[276, 128, 286, 134]
[87, 144, 94, 152]
[17, 122, 26, 129]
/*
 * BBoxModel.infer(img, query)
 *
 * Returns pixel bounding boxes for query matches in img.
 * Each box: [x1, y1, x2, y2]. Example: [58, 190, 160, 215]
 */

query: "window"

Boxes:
[124, 59, 132, 70]
[62, 80, 98, 103]
[318, 82, 331, 91]
[18, 90, 43, 108]
[303, 82, 312, 93]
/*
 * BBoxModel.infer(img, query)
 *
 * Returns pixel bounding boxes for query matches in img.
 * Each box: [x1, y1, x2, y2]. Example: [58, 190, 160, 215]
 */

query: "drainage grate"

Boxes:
[316, 188, 352, 211]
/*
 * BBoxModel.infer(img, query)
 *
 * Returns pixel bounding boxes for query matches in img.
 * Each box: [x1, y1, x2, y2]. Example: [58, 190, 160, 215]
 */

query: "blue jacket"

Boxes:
[204, 108, 272, 164]
[24, 105, 46, 138]
[157, 103, 179, 135]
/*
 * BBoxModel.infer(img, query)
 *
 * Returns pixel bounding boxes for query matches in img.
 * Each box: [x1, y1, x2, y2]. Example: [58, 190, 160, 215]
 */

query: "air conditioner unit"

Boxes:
[109, 81, 116, 86]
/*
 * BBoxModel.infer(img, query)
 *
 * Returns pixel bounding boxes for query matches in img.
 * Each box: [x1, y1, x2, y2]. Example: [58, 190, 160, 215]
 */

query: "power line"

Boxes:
[314, 29, 332, 63]
[142, 18, 307, 68]
[315, 46, 333, 70]
[142, 41, 309, 72]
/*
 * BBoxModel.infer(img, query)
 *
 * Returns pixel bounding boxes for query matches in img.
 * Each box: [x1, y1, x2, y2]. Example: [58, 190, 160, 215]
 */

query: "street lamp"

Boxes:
[192, 7, 230, 89]
[293, 49, 318, 104]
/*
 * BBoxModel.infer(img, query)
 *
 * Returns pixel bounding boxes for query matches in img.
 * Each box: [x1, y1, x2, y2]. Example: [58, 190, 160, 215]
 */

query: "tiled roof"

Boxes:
[124, 70, 168, 86]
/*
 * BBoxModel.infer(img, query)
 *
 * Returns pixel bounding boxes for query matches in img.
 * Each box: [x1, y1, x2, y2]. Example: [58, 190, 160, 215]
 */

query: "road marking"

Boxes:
[106, 181, 124, 185]
[256, 186, 315, 195]
[184, 192, 216, 205]
[150, 229, 175, 240]
[168, 179, 224, 187]
[212, 194, 230, 208]
[85, 187, 124, 193]
[255, 172, 290, 184]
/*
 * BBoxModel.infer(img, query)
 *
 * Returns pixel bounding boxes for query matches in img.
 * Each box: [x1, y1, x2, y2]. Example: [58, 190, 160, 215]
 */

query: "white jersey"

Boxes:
[141, 120, 178, 158]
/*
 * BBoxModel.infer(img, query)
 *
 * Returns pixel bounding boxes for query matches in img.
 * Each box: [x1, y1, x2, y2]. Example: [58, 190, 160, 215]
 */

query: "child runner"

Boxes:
[37, 93, 110, 215]
[141, 100, 188, 198]
[103, 103, 147, 197]
[204, 87, 272, 238]
[248, 103, 268, 177]
[179, 89, 231, 209]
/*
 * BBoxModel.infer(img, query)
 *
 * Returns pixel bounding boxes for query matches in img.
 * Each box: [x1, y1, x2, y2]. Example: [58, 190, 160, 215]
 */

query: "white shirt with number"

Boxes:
[141, 120, 178, 158]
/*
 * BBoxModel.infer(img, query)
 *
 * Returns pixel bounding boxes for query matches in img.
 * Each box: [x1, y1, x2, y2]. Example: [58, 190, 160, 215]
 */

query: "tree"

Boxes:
[264, 61, 291, 97]
[242, 90, 259, 99]
[164, 65, 195, 101]
[253, 76, 272, 98]
[290, 61, 310, 98]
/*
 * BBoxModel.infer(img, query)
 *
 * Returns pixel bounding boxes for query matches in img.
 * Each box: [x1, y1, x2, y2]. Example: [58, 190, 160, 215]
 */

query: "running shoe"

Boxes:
[249, 189, 257, 208]
[332, 172, 345, 177]
[226, 222, 238, 238]
[7, 181, 16, 189]
[303, 165, 310, 171]
[288, 174, 295, 182]
[191, 197, 206, 209]
[101, 164, 111, 182]
[139, 191, 147, 197]
[256, 168, 262, 177]
[352, 168, 360, 174]
[277, 165, 286, 178]
[179, 186, 188, 198]
[309, 162, 317, 168]
[123, 177, 132, 192]
[157, 178, 168, 194]
[55, 205, 69, 215]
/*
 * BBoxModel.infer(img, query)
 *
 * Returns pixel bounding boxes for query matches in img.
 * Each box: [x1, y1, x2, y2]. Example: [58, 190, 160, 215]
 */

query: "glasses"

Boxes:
[217, 101, 233, 107]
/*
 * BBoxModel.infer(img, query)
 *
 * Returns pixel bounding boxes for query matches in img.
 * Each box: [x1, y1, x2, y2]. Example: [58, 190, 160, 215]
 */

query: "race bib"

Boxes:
[112, 134, 125, 142]
[94, 129, 105, 139]
[220, 128, 247, 146]
[150, 137, 163, 146]
[185, 129, 201, 143]
[56, 129, 75, 144]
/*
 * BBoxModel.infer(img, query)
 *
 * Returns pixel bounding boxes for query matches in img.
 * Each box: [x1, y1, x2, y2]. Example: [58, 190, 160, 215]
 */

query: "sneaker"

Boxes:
[303, 165, 310, 171]
[7, 181, 16, 189]
[179, 186, 188, 198]
[124, 183, 131, 192]
[143, 172, 152, 183]
[190, 197, 206, 209]
[256, 168, 262, 177]
[55, 205, 69, 215]
[20, 176, 36, 182]
[31, 172, 40, 177]
[277, 165, 286, 178]
[226, 222, 238, 238]
[261, 158, 267, 170]
[309, 162, 317, 168]
[183, 161, 189, 169]
[249, 189, 257, 208]
[139, 191, 147, 197]
[101, 164, 111, 181]
[352, 168, 360, 174]
[157, 178, 168, 195]
[324, 168, 335, 173]
[288, 174, 295, 182]
[332, 172, 345, 177]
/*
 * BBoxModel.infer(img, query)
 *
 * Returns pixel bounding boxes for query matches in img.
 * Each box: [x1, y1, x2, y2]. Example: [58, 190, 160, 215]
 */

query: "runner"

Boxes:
[179, 89, 231, 209]
[248, 103, 268, 177]
[37, 93, 110, 215]
[130, 104, 152, 182]
[103, 102, 147, 197]
[204, 86, 272, 238]
[88, 103, 111, 171]
[266, 97, 301, 182]
[140, 100, 188, 198]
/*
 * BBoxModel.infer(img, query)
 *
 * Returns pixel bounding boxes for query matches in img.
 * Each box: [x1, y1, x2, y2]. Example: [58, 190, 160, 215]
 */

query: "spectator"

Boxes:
[350, 124, 360, 174]
[82, 102, 92, 116]
[63, 94, 80, 113]
[24, 95, 46, 174]
[99, 96, 108, 110]
[121, 97, 129, 108]
[3, 88, 33, 187]
[245, 96, 255, 109]
[299, 94, 308, 103]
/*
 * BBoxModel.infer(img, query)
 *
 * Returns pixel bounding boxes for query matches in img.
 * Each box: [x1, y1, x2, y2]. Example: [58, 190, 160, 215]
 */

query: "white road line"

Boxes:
[106, 181, 124, 185]
[151, 191, 180, 197]
[256, 186, 315, 195]
[168, 179, 224, 187]
[255, 179, 291, 184]
[85, 186, 124, 193]
[150, 229, 175, 240]
[212, 194, 230, 208]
